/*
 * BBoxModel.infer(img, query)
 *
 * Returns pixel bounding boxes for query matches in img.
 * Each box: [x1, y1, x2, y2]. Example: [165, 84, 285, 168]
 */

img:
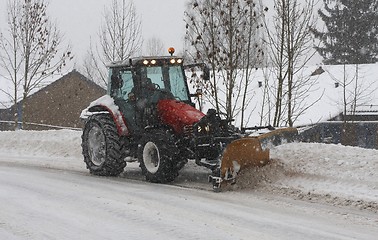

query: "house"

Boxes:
[205, 63, 378, 149]
[0, 70, 106, 130]
[292, 64, 378, 149]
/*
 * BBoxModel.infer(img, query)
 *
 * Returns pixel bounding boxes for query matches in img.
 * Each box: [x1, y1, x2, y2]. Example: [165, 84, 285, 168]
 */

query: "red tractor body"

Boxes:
[157, 99, 205, 134]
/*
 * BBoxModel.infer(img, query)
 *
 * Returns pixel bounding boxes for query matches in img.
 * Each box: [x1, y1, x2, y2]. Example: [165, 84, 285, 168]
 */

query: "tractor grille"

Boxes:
[183, 125, 193, 136]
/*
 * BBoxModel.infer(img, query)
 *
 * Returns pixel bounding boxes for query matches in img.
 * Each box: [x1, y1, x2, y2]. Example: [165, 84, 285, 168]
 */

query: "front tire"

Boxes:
[138, 130, 182, 183]
[82, 114, 126, 176]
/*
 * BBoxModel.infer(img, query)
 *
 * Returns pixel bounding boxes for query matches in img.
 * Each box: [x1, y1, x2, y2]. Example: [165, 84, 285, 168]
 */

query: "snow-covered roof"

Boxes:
[290, 63, 378, 126]
[200, 63, 378, 127]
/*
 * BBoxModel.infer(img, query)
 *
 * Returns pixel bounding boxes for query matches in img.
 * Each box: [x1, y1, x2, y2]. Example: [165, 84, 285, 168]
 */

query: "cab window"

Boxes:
[108, 68, 134, 100]
[141, 65, 189, 101]
[169, 66, 189, 101]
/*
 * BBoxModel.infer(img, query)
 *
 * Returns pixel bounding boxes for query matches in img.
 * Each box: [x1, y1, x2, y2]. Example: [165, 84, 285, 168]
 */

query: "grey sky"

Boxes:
[0, 0, 324, 68]
[0, 0, 188, 66]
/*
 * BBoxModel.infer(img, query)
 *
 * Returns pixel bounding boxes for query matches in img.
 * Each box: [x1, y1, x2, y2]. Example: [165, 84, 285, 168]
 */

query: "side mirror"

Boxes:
[203, 65, 210, 81]
[111, 74, 123, 90]
[190, 88, 203, 98]
[110, 74, 123, 97]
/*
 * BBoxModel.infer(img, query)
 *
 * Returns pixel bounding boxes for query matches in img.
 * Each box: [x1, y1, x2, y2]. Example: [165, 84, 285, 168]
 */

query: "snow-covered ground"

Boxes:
[1, 129, 378, 239]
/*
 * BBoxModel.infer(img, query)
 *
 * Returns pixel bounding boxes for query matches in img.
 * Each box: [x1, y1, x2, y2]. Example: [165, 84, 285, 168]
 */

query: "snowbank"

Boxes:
[235, 142, 378, 211]
[0, 129, 81, 158]
[272, 143, 378, 204]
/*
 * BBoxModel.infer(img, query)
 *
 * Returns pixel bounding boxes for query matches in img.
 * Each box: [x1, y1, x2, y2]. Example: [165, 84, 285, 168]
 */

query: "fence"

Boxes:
[0, 120, 81, 131]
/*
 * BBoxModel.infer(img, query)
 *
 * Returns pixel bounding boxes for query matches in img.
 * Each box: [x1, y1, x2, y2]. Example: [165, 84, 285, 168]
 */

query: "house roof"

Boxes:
[0, 70, 105, 110]
[201, 63, 378, 127]
[291, 63, 378, 125]
[26, 70, 105, 100]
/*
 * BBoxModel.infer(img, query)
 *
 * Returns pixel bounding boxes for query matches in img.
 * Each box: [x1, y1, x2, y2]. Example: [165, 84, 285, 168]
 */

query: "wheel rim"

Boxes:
[87, 125, 106, 166]
[143, 142, 160, 174]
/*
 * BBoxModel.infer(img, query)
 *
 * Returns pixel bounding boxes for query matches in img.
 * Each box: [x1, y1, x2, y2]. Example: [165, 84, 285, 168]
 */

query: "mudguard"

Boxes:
[80, 95, 130, 136]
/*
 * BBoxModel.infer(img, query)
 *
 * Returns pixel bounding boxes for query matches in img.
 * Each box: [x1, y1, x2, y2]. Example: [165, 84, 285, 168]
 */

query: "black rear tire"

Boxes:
[82, 114, 126, 176]
[138, 130, 182, 183]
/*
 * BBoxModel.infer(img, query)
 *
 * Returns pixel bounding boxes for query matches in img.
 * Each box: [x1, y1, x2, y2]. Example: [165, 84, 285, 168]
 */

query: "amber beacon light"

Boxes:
[168, 47, 175, 56]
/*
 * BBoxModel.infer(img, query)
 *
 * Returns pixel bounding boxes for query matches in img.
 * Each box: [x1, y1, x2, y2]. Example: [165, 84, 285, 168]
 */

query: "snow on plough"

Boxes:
[80, 48, 298, 191]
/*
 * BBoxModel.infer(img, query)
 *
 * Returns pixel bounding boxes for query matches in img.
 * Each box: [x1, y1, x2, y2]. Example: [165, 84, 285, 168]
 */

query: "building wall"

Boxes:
[0, 108, 14, 130]
[299, 122, 378, 149]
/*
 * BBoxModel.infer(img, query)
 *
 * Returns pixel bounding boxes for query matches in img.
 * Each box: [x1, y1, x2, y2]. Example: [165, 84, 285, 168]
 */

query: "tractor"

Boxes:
[80, 48, 297, 191]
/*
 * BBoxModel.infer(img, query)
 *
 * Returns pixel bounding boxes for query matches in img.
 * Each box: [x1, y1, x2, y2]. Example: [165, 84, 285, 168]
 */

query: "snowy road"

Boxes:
[1, 130, 378, 239]
[0, 156, 377, 240]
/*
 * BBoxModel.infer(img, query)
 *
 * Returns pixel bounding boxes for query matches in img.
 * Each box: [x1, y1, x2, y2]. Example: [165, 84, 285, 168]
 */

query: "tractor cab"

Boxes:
[107, 53, 200, 132]
[108, 56, 191, 102]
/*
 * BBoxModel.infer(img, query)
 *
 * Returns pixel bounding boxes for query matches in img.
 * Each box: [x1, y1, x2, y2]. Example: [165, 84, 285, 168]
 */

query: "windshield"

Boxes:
[143, 65, 189, 101]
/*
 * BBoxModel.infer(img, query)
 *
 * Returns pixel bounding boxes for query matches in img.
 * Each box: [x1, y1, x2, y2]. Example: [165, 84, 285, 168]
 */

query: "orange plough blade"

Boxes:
[218, 137, 269, 188]
[210, 127, 298, 191]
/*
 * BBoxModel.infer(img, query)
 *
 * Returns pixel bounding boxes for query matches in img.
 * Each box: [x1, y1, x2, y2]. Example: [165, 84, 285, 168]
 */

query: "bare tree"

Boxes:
[145, 37, 165, 56]
[0, 1, 22, 128]
[185, 0, 265, 123]
[263, 0, 318, 127]
[326, 64, 375, 122]
[185, 0, 221, 113]
[0, 0, 72, 129]
[83, 0, 142, 87]
[238, 2, 267, 128]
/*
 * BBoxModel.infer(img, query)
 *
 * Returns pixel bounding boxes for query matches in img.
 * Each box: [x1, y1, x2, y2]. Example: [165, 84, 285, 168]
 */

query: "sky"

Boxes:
[0, 0, 326, 70]
[0, 0, 188, 67]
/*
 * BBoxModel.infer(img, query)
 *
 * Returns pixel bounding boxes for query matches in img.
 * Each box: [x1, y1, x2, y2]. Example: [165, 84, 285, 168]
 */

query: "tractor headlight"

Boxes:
[169, 58, 183, 64]
[143, 59, 157, 65]
[194, 111, 220, 136]
[197, 125, 210, 133]
[196, 123, 211, 135]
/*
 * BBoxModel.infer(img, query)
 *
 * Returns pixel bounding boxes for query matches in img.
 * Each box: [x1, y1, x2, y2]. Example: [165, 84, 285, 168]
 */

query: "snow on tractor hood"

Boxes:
[157, 99, 205, 134]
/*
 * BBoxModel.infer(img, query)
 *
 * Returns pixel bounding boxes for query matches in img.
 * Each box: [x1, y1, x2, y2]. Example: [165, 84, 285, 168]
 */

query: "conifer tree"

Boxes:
[312, 0, 378, 64]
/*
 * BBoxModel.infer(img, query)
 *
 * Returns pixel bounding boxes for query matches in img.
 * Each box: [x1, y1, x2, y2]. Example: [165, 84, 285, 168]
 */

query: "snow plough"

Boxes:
[80, 48, 297, 191]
